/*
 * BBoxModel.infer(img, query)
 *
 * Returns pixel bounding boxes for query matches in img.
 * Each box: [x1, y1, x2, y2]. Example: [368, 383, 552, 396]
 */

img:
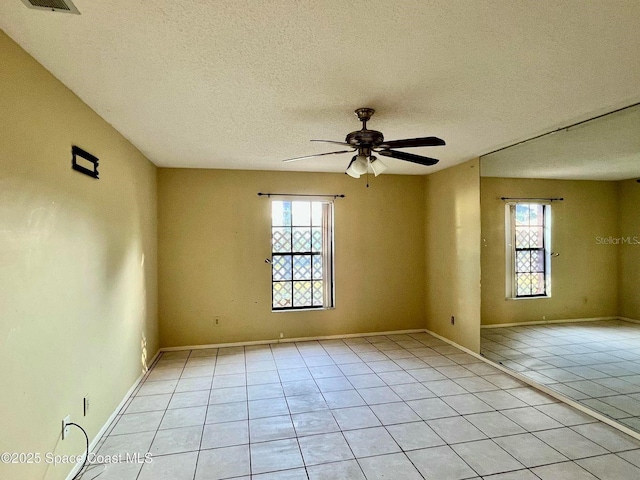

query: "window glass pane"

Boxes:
[311, 202, 323, 226]
[529, 204, 544, 226]
[515, 228, 530, 248]
[517, 272, 545, 296]
[293, 255, 312, 280]
[272, 201, 292, 227]
[272, 227, 292, 252]
[272, 201, 284, 226]
[530, 272, 546, 295]
[293, 281, 312, 307]
[516, 273, 534, 296]
[515, 204, 530, 225]
[530, 250, 545, 272]
[313, 281, 323, 306]
[292, 227, 311, 252]
[292, 201, 311, 226]
[311, 227, 322, 251]
[273, 282, 293, 308]
[516, 250, 531, 273]
[529, 227, 544, 248]
[272, 255, 292, 281]
[312, 255, 323, 279]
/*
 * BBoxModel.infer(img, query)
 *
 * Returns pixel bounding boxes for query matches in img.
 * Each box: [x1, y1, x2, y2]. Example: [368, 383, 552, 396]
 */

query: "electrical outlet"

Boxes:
[62, 415, 71, 440]
[84, 395, 90, 416]
[280, 332, 284, 339]
[450, 316, 455, 325]
[213, 316, 220, 327]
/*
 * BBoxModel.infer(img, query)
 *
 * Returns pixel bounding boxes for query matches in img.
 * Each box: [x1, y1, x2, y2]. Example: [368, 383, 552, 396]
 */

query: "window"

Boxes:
[506, 203, 551, 298]
[271, 200, 334, 310]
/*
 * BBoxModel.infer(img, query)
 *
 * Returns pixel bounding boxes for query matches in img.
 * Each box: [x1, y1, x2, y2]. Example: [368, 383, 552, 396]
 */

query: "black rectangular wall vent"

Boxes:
[72, 146, 99, 179]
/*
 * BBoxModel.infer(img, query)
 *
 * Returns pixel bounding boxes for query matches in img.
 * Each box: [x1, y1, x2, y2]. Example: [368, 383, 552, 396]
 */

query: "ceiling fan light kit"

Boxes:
[283, 108, 445, 181]
[352, 154, 370, 175]
[345, 155, 388, 179]
[345, 157, 360, 178]
[369, 157, 388, 177]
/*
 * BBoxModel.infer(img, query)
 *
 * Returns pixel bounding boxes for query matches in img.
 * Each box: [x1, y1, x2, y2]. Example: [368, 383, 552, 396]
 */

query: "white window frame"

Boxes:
[270, 199, 335, 311]
[505, 202, 552, 299]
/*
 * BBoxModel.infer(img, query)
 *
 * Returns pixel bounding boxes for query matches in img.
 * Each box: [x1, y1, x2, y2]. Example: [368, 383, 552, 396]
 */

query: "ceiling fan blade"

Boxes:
[378, 136, 446, 149]
[377, 149, 439, 166]
[282, 149, 354, 163]
[311, 139, 352, 147]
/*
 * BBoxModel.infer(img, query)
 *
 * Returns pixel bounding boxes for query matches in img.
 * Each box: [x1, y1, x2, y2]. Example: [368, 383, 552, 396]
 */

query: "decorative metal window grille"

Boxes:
[508, 203, 551, 298]
[271, 200, 334, 310]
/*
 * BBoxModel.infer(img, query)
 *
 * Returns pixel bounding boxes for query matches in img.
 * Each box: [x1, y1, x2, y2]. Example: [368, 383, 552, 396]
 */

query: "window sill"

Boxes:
[506, 295, 551, 301]
[272, 307, 335, 313]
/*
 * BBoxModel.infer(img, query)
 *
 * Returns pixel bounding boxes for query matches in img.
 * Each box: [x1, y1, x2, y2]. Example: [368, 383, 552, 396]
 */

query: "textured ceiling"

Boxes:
[2, 0, 640, 175]
[481, 104, 640, 180]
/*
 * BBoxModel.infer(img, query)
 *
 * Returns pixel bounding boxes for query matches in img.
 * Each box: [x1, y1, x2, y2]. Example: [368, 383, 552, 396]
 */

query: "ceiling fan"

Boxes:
[283, 108, 446, 178]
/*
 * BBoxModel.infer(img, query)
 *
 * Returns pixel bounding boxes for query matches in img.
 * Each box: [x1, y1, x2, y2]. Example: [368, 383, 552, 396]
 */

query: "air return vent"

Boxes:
[20, 0, 80, 14]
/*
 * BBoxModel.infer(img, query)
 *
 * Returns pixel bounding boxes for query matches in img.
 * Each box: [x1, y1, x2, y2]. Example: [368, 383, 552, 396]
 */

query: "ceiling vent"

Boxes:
[20, 0, 80, 14]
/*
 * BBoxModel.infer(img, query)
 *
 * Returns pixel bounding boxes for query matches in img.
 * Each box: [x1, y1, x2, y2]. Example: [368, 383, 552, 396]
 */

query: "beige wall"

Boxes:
[424, 159, 481, 352]
[618, 178, 640, 321]
[0, 31, 158, 480]
[480, 177, 618, 325]
[158, 169, 426, 347]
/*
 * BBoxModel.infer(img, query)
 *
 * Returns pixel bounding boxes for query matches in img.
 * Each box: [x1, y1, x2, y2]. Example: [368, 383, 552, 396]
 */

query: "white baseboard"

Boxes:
[68, 320, 640, 480]
[67, 328, 425, 478]
[619, 316, 640, 325]
[68, 329, 424, 477]
[423, 328, 481, 357]
[481, 316, 618, 329]
[65, 349, 162, 480]
[160, 329, 428, 352]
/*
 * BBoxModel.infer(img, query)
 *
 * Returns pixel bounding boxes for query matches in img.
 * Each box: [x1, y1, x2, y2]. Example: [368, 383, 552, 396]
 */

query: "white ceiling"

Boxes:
[481, 103, 640, 181]
[2, 0, 640, 175]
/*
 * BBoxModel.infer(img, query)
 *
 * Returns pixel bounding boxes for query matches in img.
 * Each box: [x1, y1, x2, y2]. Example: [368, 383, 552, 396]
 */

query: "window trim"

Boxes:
[270, 199, 335, 312]
[505, 202, 552, 300]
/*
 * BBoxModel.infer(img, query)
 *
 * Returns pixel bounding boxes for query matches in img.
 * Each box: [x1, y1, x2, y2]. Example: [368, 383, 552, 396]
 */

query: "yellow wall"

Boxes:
[618, 178, 640, 321]
[158, 169, 426, 347]
[424, 159, 481, 352]
[0, 31, 158, 480]
[480, 177, 618, 325]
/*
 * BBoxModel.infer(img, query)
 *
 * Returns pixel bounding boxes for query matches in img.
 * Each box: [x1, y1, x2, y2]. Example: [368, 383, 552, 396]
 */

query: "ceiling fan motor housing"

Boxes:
[348, 107, 384, 146]
[282, 106, 442, 167]
[345, 129, 384, 147]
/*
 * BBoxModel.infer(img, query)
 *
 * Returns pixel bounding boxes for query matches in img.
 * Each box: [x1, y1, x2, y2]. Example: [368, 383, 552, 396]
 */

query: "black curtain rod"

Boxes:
[501, 197, 564, 201]
[257, 193, 345, 198]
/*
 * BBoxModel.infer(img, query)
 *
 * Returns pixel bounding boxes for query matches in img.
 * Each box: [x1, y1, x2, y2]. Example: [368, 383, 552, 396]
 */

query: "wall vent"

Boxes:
[20, 0, 80, 14]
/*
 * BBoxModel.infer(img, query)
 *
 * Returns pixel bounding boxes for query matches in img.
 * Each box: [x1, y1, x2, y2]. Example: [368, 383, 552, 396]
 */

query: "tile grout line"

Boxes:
[135, 350, 188, 480]
[481, 320, 640, 439]
[305, 339, 372, 480]
[89, 330, 640, 480]
[192, 346, 219, 480]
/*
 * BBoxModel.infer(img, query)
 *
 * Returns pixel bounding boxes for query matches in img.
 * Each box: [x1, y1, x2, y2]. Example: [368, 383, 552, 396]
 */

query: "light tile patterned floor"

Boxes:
[481, 320, 640, 432]
[80, 332, 640, 479]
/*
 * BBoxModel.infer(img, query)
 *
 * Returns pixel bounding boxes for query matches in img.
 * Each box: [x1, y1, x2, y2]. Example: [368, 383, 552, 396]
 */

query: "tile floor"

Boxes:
[79, 332, 640, 479]
[481, 320, 640, 432]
